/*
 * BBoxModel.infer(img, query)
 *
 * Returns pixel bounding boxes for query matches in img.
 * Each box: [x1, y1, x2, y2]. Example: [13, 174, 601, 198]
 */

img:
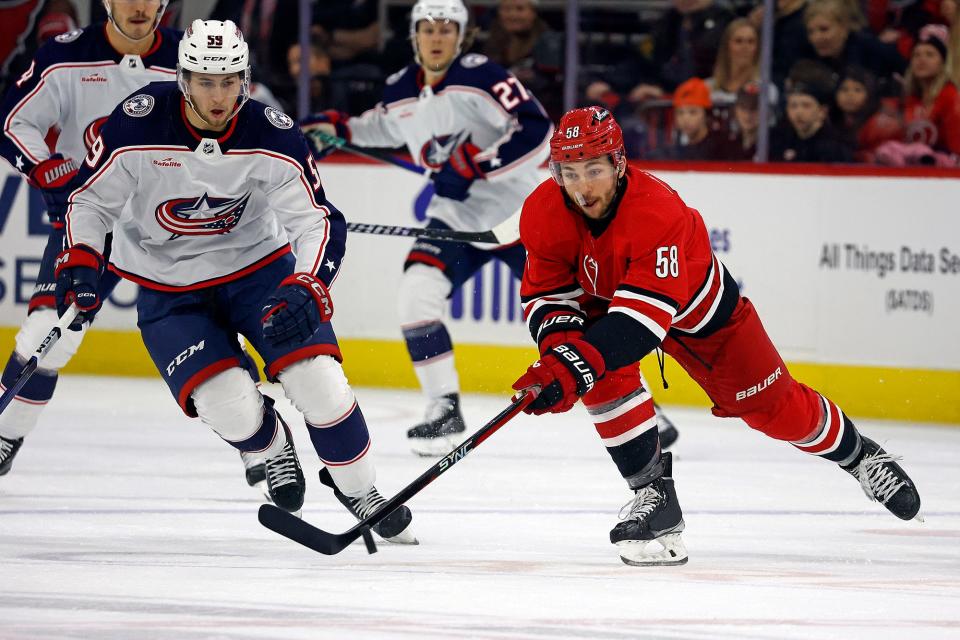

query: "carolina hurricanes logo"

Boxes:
[583, 254, 599, 293]
[155, 192, 251, 239]
[905, 117, 938, 147]
[419, 132, 467, 170]
[83, 117, 109, 151]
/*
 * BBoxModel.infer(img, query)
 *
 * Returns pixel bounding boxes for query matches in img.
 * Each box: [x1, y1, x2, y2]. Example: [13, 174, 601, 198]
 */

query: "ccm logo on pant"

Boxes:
[736, 367, 782, 401]
[167, 340, 206, 376]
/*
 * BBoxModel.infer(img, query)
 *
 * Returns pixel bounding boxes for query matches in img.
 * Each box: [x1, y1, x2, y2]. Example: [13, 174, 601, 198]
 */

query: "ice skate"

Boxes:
[654, 404, 679, 450]
[842, 436, 922, 521]
[239, 450, 269, 500]
[318, 467, 418, 545]
[0, 435, 24, 477]
[610, 452, 688, 566]
[262, 417, 305, 514]
[406, 392, 466, 457]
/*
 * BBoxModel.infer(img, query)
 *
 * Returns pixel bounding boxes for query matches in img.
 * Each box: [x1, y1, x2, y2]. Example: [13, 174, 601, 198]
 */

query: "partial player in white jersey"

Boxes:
[303, 0, 553, 456]
[0, 0, 180, 477]
[54, 20, 417, 543]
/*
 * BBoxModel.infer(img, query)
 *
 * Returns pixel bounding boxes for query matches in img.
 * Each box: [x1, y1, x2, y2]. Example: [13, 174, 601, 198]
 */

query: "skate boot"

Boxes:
[262, 417, 306, 514]
[842, 436, 922, 521]
[406, 393, 466, 457]
[318, 467, 418, 545]
[239, 450, 269, 500]
[0, 435, 24, 476]
[654, 403, 679, 450]
[610, 452, 687, 566]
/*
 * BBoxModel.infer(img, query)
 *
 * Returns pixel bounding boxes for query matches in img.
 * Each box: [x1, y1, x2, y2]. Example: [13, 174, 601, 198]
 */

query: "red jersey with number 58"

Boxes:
[520, 167, 740, 358]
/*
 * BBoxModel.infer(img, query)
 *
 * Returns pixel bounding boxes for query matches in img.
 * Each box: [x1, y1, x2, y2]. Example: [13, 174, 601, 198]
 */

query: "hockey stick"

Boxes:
[308, 130, 523, 245]
[258, 391, 536, 555]
[345, 216, 520, 245]
[307, 129, 426, 175]
[0, 305, 79, 416]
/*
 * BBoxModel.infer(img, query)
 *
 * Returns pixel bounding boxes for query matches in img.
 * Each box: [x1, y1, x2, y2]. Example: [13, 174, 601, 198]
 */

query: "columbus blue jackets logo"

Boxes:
[265, 107, 294, 129]
[55, 29, 83, 43]
[155, 192, 252, 239]
[419, 132, 468, 170]
[123, 94, 154, 117]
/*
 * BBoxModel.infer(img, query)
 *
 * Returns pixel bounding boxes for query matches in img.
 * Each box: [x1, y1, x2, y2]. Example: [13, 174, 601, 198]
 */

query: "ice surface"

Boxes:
[2, 376, 958, 639]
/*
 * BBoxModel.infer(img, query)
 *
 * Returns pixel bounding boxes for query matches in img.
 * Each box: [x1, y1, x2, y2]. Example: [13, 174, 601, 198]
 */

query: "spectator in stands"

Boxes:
[874, 0, 944, 59]
[901, 24, 960, 153]
[771, 81, 854, 161]
[749, 0, 813, 87]
[832, 66, 904, 160]
[706, 18, 779, 106]
[654, 77, 728, 160]
[802, 0, 907, 90]
[586, 0, 734, 108]
[943, 0, 960, 85]
[285, 35, 334, 113]
[313, 0, 384, 114]
[719, 81, 762, 160]
[482, 0, 563, 119]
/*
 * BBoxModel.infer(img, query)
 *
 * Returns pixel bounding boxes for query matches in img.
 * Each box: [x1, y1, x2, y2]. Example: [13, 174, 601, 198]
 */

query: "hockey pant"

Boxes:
[662, 297, 861, 463]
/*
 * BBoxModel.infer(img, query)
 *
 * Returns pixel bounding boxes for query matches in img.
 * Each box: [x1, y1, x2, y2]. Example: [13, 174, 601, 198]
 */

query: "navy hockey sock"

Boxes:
[306, 401, 371, 465]
[402, 321, 453, 363]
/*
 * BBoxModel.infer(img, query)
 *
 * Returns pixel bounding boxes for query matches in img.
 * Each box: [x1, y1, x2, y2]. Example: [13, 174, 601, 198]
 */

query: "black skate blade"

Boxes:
[258, 504, 359, 556]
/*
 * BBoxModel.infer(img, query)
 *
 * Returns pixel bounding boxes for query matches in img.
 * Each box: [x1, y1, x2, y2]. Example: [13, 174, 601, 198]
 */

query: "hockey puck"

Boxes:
[361, 526, 377, 554]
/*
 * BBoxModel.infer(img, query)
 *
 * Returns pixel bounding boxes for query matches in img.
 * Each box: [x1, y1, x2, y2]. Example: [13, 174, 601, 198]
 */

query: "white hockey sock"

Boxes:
[325, 455, 376, 498]
[413, 353, 460, 400]
[0, 400, 45, 439]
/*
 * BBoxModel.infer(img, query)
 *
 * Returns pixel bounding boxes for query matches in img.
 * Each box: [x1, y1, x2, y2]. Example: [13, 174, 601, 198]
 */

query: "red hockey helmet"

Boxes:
[548, 106, 625, 185]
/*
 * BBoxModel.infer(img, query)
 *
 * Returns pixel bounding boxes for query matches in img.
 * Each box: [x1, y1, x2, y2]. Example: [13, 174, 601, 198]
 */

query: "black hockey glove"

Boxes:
[28, 153, 79, 220]
[53, 244, 105, 331]
[261, 273, 334, 348]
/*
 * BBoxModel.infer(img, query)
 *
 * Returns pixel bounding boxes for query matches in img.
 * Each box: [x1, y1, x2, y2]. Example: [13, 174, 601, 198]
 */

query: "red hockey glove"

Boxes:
[53, 244, 105, 331]
[536, 311, 587, 355]
[300, 110, 351, 160]
[261, 273, 334, 348]
[512, 339, 606, 415]
[28, 153, 79, 219]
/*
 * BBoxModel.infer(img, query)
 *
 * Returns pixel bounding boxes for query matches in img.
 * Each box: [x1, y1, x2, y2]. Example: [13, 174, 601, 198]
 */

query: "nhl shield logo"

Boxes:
[265, 107, 294, 129]
[123, 94, 154, 117]
[201, 140, 216, 155]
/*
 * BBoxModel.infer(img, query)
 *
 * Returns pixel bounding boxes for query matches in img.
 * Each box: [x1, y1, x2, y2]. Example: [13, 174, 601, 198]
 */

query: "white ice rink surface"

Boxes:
[2, 376, 958, 640]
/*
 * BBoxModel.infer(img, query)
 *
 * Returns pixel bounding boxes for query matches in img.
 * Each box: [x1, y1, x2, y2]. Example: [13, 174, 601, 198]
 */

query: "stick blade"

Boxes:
[258, 504, 355, 556]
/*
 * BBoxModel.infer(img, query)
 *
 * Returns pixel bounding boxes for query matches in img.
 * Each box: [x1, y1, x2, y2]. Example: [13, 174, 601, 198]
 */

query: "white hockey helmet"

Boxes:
[409, 0, 469, 64]
[177, 20, 251, 125]
[102, 0, 169, 43]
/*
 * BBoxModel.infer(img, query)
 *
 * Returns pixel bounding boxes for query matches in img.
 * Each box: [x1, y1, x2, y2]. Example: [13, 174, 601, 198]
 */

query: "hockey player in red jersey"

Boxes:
[512, 106, 922, 567]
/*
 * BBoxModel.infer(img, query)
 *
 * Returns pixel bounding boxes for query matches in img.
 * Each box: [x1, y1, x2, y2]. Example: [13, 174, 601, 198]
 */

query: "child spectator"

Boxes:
[720, 81, 762, 160]
[654, 78, 729, 160]
[832, 66, 904, 160]
[771, 81, 855, 161]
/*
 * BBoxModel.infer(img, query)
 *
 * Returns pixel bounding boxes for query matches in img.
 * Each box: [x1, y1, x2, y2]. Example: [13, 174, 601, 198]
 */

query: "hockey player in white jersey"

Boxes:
[54, 20, 417, 543]
[303, 0, 553, 456]
[0, 0, 180, 477]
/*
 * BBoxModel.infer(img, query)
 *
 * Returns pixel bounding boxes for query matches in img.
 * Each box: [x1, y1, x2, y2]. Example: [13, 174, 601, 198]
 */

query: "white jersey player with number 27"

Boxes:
[303, 0, 553, 456]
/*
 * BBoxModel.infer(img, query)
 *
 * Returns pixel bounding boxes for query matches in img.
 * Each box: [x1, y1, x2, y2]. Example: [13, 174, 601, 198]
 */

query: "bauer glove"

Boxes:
[28, 153, 79, 220]
[261, 273, 334, 348]
[512, 339, 606, 415]
[53, 244, 105, 330]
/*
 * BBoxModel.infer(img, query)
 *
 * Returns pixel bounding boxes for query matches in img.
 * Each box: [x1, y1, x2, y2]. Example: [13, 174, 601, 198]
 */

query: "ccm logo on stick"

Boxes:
[736, 367, 782, 401]
[167, 341, 206, 376]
